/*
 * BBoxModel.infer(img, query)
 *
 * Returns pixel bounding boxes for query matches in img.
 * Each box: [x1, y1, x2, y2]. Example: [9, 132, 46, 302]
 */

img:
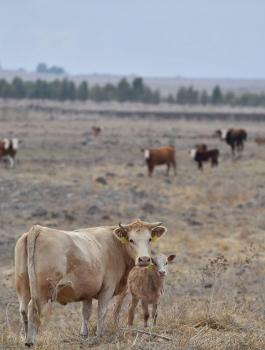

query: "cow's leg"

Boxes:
[25, 299, 41, 346]
[198, 161, 203, 171]
[148, 165, 154, 177]
[128, 296, 139, 326]
[8, 156, 14, 168]
[166, 162, 170, 176]
[96, 287, 114, 337]
[80, 299, 92, 338]
[231, 144, 235, 156]
[141, 301, 149, 327]
[152, 303, 158, 326]
[19, 297, 30, 339]
[172, 160, 177, 176]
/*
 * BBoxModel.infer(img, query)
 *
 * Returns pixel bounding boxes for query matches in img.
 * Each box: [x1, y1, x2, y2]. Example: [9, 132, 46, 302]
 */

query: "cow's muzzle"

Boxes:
[137, 256, 151, 267]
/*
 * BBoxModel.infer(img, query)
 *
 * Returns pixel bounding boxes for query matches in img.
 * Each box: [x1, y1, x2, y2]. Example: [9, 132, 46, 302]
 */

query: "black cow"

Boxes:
[215, 129, 247, 155]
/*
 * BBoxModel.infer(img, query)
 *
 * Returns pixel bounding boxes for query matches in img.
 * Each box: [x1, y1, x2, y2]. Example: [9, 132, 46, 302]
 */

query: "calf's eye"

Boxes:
[129, 239, 134, 244]
[149, 238, 152, 242]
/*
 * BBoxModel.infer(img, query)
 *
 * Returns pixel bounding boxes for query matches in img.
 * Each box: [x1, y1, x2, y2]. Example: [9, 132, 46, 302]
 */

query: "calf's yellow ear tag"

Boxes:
[120, 237, 128, 244]
[152, 235, 158, 242]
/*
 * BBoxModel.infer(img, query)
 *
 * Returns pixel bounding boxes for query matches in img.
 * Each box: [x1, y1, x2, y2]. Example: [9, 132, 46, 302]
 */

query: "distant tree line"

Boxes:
[0, 77, 265, 106]
[167, 85, 265, 106]
[0, 77, 160, 103]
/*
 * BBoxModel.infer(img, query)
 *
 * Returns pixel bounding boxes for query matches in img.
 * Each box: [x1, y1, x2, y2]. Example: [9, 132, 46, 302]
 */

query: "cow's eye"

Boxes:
[149, 238, 152, 242]
[129, 239, 134, 244]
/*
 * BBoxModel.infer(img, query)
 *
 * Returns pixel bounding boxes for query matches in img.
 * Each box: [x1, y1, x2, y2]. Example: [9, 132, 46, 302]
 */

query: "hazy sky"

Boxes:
[0, 0, 264, 78]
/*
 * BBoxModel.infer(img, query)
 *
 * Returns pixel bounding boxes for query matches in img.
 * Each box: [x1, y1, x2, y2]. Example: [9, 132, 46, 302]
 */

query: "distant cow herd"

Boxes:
[143, 128, 249, 174]
[2, 127, 264, 174]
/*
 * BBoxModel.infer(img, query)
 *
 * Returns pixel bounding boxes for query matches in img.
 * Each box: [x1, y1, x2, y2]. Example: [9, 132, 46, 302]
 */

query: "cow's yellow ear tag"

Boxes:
[148, 264, 155, 270]
[152, 235, 158, 242]
[120, 237, 128, 244]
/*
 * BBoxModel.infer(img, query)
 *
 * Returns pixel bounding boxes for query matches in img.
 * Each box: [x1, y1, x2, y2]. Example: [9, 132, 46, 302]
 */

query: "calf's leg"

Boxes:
[80, 299, 92, 338]
[152, 303, 158, 326]
[128, 296, 139, 326]
[141, 301, 149, 327]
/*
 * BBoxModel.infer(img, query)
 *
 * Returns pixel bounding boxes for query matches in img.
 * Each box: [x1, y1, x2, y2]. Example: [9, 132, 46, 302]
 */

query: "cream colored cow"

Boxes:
[15, 219, 167, 346]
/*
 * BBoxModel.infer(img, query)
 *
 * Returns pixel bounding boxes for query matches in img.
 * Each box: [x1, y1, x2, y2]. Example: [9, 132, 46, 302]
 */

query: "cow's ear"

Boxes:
[113, 226, 129, 244]
[167, 254, 176, 263]
[151, 226, 167, 242]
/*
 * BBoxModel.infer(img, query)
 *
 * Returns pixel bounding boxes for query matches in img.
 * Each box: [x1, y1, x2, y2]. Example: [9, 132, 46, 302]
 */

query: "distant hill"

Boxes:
[1, 69, 265, 96]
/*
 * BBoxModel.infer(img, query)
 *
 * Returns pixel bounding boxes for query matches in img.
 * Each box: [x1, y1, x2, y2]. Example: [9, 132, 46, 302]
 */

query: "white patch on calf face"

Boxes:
[221, 129, 227, 140]
[144, 149, 150, 159]
[3, 139, 10, 150]
[152, 254, 168, 277]
[12, 138, 19, 150]
[189, 148, 197, 159]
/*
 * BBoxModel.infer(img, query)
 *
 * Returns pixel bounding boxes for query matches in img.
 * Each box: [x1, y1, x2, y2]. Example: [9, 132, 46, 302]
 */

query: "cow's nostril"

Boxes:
[138, 256, 151, 266]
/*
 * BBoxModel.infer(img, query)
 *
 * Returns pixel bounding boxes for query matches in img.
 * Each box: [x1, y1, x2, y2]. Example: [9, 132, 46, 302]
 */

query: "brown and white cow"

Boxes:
[15, 219, 167, 346]
[190, 145, 219, 170]
[215, 129, 247, 155]
[0, 138, 19, 168]
[143, 146, 176, 176]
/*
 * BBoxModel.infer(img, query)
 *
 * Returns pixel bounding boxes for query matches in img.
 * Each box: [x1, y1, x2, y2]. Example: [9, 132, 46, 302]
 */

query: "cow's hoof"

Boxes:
[80, 333, 88, 338]
[25, 342, 34, 347]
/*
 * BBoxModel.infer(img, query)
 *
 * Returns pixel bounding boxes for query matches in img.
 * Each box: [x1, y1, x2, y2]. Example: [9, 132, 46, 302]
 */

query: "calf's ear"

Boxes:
[151, 226, 167, 241]
[167, 254, 176, 263]
[113, 226, 129, 243]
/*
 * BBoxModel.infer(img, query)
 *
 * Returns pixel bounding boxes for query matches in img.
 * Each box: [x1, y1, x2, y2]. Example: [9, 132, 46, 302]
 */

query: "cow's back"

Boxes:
[150, 147, 175, 164]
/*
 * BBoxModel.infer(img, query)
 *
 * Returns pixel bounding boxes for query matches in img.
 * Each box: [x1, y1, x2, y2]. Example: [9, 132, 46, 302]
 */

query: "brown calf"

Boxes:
[0, 138, 19, 168]
[143, 146, 176, 176]
[114, 254, 176, 327]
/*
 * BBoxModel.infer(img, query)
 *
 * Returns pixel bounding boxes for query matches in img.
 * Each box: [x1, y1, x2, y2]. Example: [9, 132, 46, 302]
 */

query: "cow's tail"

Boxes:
[27, 225, 42, 323]
[113, 288, 128, 327]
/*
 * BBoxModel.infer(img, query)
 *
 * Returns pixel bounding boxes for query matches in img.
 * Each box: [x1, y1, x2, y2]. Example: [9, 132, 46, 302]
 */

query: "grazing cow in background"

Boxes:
[190, 146, 219, 170]
[215, 129, 247, 155]
[91, 126, 101, 136]
[255, 137, 265, 146]
[114, 254, 176, 327]
[15, 219, 167, 346]
[0, 138, 19, 168]
[143, 146, 176, 176]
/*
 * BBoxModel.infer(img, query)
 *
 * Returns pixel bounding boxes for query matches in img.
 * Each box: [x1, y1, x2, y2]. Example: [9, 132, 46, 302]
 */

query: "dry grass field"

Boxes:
[0, 100, 265, 349]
